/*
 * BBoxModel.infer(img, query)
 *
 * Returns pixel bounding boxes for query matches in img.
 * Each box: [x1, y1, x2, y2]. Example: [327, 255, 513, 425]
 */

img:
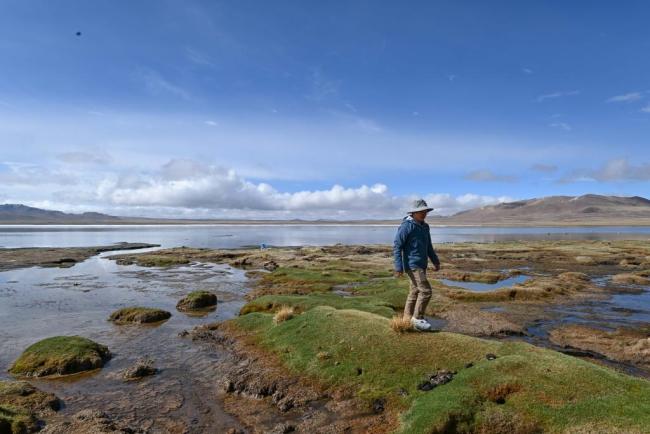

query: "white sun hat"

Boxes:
[408, 199, 434, 214]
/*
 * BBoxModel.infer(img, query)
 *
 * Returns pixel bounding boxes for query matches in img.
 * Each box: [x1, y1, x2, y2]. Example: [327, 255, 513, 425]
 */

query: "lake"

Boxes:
[1, 224, 650, 249]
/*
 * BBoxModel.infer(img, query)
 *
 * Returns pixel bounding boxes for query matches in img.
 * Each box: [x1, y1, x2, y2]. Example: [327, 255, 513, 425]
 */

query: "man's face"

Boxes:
[412, 211, 428, 222]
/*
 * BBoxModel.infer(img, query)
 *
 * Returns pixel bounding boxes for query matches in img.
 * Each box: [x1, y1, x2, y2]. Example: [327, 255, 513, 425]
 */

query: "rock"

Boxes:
[417, 381, 435, 391]
[486, 353, 497, 361]
[263, 260, 279, 271]
[121, 358, 157, 380]
[465, 362, 474, 368]
[176, 290, 218, 312]
[9, 336, 111, 377]
[429, 370, 454, 386]
[372, 398, 385, 414]
[108, 307, 171, 324]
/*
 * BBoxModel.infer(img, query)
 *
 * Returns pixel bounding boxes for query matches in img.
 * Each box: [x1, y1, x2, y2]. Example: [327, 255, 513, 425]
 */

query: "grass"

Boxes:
[253, 267, 374, 295]
[132, 254, 190, 267]
[176, 290, 218, 311]
[389, 316, 413, 333]
[0, 380, 59, 434]
[108, 307, 171, 324]
[273, 306, 295, 324]
[240, 293, 395, 318]
[228, 306, 650, 433]
[8, 336, 111, 377]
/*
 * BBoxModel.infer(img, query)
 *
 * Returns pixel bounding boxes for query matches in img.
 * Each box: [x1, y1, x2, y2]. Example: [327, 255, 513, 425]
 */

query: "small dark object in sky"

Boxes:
[486, 353, 497, 361]
[76, 31, 82, 36]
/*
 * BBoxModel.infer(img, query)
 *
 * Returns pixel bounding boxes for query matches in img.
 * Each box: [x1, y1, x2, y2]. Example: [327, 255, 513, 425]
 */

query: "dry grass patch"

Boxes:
[273, 306, 296, 324]
[389, 316, 413, 333]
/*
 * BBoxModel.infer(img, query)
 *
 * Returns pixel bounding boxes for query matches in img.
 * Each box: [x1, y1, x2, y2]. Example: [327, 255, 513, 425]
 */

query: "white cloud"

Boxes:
[137, 68, 190, 100]
[0, 162, 77, 186]
[57, 150, 113, 165]
[536, 90, 580, 102]
[606, 92, 643, 103]
[522, 68, 533, 75]
[549, 122, 572, 131]
[531, 163, 558, 173]
[424, 193, 513, 215]
[62, 159, 510, 218]
[204, 120, 218, 126]
[560, 158, 650, 183]
[641, 104, 650, 113]
[464, 170, 518, 183]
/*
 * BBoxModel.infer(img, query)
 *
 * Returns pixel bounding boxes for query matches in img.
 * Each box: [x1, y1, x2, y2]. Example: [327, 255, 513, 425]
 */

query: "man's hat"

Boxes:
[409, 199, 434, 214]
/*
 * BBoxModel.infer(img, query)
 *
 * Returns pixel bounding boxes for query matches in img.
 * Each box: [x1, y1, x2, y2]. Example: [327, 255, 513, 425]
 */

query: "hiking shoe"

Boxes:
[411, 317, 431, 331]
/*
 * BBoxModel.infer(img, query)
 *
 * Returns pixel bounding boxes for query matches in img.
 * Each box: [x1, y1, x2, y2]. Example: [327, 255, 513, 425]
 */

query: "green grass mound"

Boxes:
[0, 380, 60, 434]
[231, 306, 650, 433]
[176, 290, 217, 311]
[240, 293, 395, 318]
[108, 307, 171, 324]
[133, 254, 190, 267]
[8, 336, 111, 378]
[256, 267, 375, 294]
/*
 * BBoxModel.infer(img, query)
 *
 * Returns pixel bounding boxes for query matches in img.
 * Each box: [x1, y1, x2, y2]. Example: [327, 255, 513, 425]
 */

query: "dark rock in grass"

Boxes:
[372, 398, 385, 414]
[465, 362, 474, 368]
[9, 336, 111, 377]
[418, 370, 455, 392]
[108, 307, 171, 324]
[263, 260, 279, 271]
[121, 357, 157, 380]
[0, 380, 60, 433]
[430, 370, 455, 386]
[486, 353, 497, 361]
[176, 290, 217, 312]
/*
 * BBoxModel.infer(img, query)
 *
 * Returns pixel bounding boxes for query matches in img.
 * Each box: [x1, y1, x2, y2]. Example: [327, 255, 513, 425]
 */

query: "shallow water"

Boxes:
[438, 274, 530, 292]
[0, 249, 248, 432]
[1, 224, 650, 249]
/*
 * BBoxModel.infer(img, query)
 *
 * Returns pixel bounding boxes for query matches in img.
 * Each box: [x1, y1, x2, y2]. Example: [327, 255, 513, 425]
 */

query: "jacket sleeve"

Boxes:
[427, 230, 440, 267]
[393, 223, 408, 272]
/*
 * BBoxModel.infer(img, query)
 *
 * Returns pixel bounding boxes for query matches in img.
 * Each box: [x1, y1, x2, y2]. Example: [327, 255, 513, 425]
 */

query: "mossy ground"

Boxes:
[108, 307, 171, 324]
[227, 307, 650, 433]
[122, 240, 650, 431]
[8, 336, 111, 378]
[0, 380, 59, 434]
[176, 290, 218, 311]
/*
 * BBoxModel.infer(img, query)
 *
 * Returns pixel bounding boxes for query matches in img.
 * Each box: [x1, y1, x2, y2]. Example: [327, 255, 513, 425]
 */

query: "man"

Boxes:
[393, 199, 441, 331]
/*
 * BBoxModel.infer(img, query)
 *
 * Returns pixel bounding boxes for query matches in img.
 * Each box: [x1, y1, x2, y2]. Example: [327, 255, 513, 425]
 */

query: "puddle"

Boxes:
[0, 249, 249, 432]
[438, 274, 529, 292]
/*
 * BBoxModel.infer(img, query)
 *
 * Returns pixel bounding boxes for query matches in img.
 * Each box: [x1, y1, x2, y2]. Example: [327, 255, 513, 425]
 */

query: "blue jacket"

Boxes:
[393, 216, 440, 272]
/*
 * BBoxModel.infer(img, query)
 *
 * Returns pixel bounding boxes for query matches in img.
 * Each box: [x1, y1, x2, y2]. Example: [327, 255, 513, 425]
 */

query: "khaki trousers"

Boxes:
[403, 268, 432, 320]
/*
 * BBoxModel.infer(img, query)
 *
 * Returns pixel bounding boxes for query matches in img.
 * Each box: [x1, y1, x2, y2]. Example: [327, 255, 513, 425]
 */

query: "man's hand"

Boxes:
[434, 264, 441, 271]
[394, 271, 404, 278]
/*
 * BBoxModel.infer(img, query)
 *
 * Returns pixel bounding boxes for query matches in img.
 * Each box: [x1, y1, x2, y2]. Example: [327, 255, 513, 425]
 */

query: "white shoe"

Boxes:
[411, 317, 431, 331]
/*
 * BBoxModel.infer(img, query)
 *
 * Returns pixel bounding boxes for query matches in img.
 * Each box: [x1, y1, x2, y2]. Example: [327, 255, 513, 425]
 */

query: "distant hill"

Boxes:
[2, 195, 650, 225]
[442, 194, 650, 226]
[0, 204, 122, 224]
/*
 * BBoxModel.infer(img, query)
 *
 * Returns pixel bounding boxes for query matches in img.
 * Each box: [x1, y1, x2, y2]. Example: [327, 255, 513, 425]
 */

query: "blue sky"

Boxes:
[1, 0, 649, 218]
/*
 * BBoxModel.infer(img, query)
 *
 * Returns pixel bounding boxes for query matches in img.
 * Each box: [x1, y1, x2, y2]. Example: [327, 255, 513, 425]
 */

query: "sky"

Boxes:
[1, 0, 649, 219]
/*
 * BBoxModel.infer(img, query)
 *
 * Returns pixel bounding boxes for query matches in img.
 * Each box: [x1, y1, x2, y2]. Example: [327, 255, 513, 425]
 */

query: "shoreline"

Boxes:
[3, 241, 650, 432]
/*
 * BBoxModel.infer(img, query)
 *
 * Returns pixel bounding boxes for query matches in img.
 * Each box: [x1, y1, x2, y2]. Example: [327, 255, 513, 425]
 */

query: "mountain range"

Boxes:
[2, 195, 650, 226]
